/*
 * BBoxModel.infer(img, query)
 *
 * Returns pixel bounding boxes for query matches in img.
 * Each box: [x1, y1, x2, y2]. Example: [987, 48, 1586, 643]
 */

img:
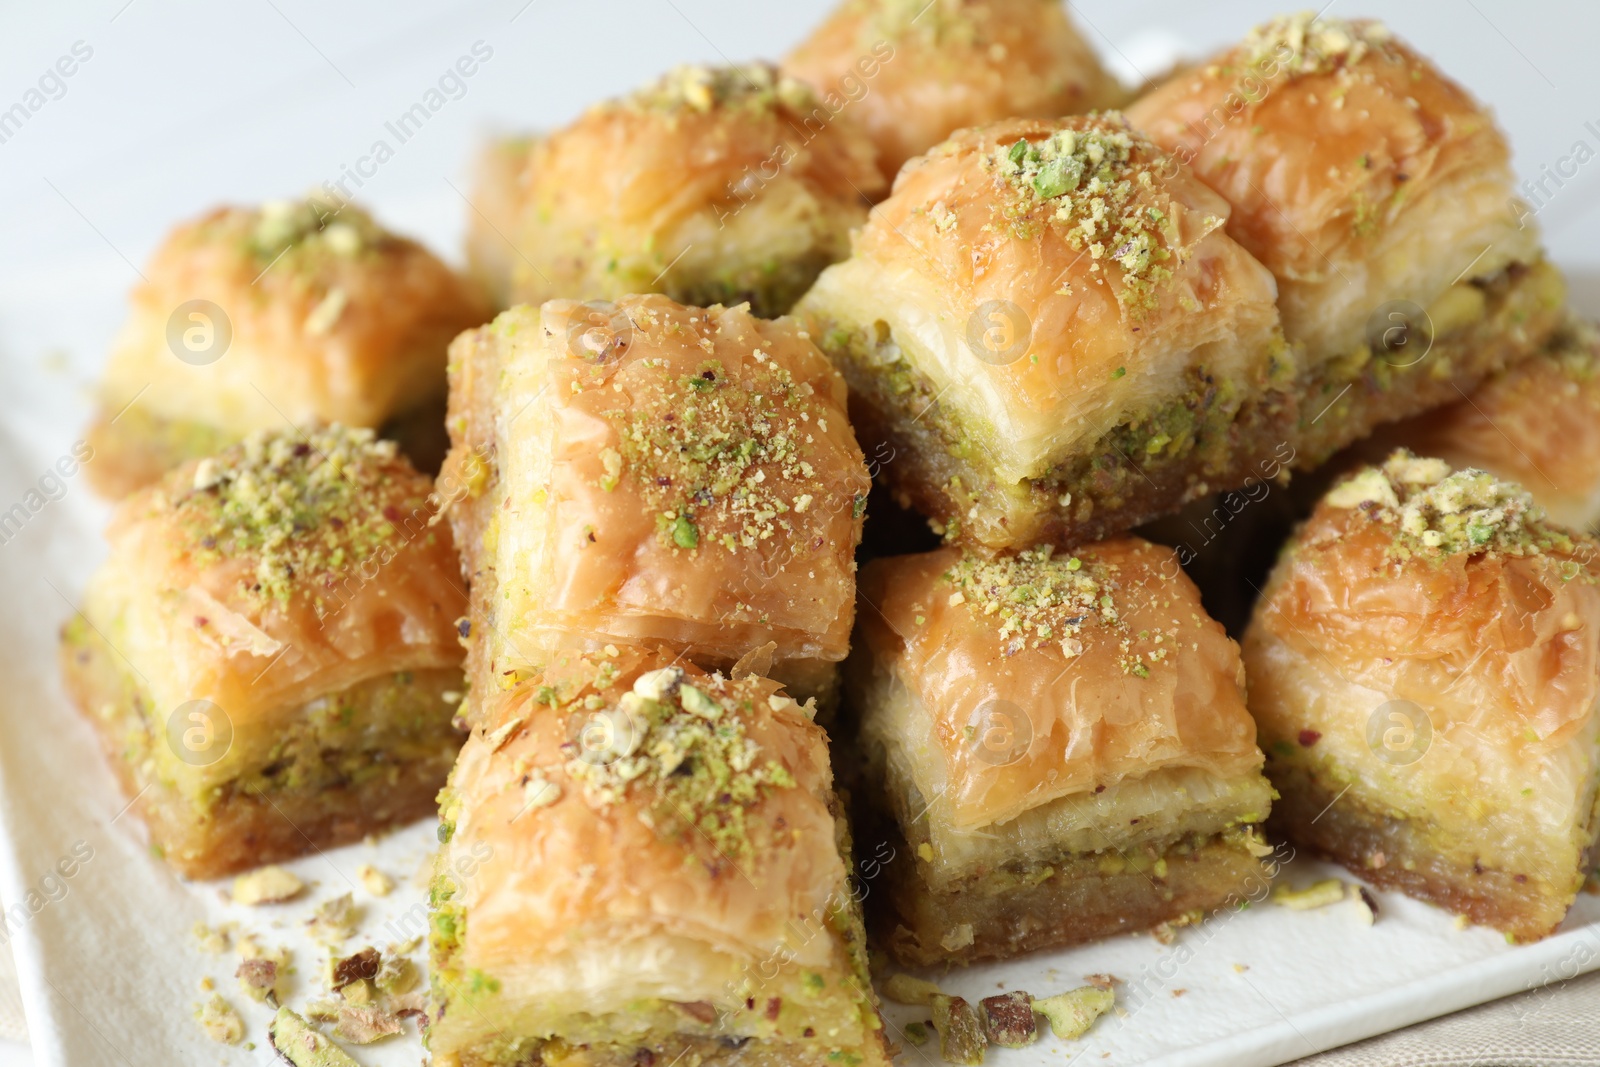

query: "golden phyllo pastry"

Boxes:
[86, 197, 491, 497]
[502, 63, 884, 318]
[797, 113, 1285, 548]
[443, 294, 870, 715]
[785, 0, 1127, 185]
[60, 426, 467, 878]
[1243, 452, 1600, 940]
[1360, 318, 1600, 534]
[1127, 14, 1563, 454]
[426, 649, 889, 1067]
[850, 538, 1274, 965]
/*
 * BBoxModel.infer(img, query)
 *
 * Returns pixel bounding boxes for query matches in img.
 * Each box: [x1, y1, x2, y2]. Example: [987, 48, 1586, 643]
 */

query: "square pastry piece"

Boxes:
[1244, 452, 1600, 940]
[426, 649, 889, 1067]
[60, 426, 467, 878]
[87, 196, 490, 496]
[785, 0, 1127, 184]
[797, 113, 1287, 549]
[850, 538, 1274, 966]
[444, 294, 870, 713]
[1127, 14, 1564, 461]
[502, 63, 883, 317]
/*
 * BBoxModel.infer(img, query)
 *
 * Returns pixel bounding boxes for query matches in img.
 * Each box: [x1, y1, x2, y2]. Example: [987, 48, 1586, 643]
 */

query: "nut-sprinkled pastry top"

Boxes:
[1252, 450, 1600, 760]
[1126, 14, 1540, 354]
[785, 0, 1126, 183]
[100, 198, 490, 432]
[506, 62, 884, 315]
[856, 537, 1262, 831]
[797, 113, 1282, 484]
[443, 294, 870, 687]
[94, 424, 465, 726]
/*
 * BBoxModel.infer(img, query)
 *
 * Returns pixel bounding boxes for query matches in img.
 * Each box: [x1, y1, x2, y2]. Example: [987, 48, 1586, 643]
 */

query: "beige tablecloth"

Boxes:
[1292, 968, 1600, 1066]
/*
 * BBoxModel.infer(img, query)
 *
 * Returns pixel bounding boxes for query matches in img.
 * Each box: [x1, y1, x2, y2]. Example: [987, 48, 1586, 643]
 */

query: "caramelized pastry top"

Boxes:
[440, 649, 845, 970]
[857, 537, 1261, 830]
[1127, 14, 1523, 286]
[786, 0, 1125, 182]
[1257, 451, 1600, 757]
[101, 425, 465, 715]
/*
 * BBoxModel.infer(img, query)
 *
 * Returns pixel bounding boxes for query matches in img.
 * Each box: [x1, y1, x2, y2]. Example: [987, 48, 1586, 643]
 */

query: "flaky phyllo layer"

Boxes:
[505, 63, 883, 319]
[426, 650, 888, 1067]
[443, 295, 868, 714]
[1245, 452, 1600, 936]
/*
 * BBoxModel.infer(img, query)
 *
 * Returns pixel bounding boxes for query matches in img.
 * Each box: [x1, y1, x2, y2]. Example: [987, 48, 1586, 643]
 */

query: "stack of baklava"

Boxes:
[59, 1, 1600, 1063]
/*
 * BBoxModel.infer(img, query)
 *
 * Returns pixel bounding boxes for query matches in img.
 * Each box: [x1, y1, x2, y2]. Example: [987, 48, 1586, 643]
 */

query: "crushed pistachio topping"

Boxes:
[560, 666, 797, 863]
[1326, 450, 1578, 559]
[620, 62, 815, 116]
[195, 993, 246, 1044]
[236, 195, 387, 264]
[609, 350, 835, 554]
[163, 426, 425, 610]
[983, 118, 1174, 311]
[1270, 878, 1348, 910]
[232, 865, 304, 905]
[944, 545, 1136, 661]
[862, 0, 982, 47]
[1242, 13, 1394, 77]
[1033, 986, 1115, 1040]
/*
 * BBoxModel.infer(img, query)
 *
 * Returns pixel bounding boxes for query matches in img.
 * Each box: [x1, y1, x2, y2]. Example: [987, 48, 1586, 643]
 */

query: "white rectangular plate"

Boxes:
[3, 4, 1600, 1065]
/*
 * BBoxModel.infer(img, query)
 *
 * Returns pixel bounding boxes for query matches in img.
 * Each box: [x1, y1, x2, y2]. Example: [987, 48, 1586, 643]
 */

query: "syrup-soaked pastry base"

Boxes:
[61, 620, 461, 880]
[1268, 765, 1598, 943]
[848, 261, 1564, 549]
[873, 820, 1269, 968]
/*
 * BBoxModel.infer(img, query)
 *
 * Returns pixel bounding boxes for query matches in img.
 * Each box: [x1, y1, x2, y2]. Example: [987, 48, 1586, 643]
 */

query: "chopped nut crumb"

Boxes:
[1271, 878, 1349, 910]
[1034, 986, 1115, 1040]
[356, 865, 393, 897]
[232, 866, 304, 906]
[883, 973, 942, 1006]
[194, 993, 245, 1045]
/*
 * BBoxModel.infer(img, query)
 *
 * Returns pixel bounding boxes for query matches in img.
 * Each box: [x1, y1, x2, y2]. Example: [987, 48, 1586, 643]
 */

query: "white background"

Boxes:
[0, 2, 1597, 1064]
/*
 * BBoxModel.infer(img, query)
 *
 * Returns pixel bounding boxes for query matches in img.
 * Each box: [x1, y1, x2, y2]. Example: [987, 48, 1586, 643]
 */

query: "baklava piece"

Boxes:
[785, 0, 1127, 185]
[59, 425, 467, 878]
[850, 537, 1274, 965]
[426, 649, 889, 1067]
[504, 63, 883, 317]
[1127, 14, 1564, 461]
[86, 197, 491, 496]
[443, 294, 870, 715]
[463, 133, 537, 309]
[797, 113, 1285, 548]
[1243, 452, 1600, 940]
[1360, 319, 1600, 533]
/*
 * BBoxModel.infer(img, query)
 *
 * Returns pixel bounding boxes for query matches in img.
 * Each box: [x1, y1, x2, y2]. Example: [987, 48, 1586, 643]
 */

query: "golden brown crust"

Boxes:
[1253, 458, 1600, 754]
[443, 296, 869, 713]
[446, 651, 842, 962]
[506, 64, 883, 317]
[96, 428, 467, 725]
[1126, 15, 1541, 357]
[90, 199, 490, 496]
[428, 649, 889, 1065]
[797, 113, 1285, 506]
[785, 0, 1127, 183]
[856, 538, 1261, 830]
[1243, 453, 1600, 937]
